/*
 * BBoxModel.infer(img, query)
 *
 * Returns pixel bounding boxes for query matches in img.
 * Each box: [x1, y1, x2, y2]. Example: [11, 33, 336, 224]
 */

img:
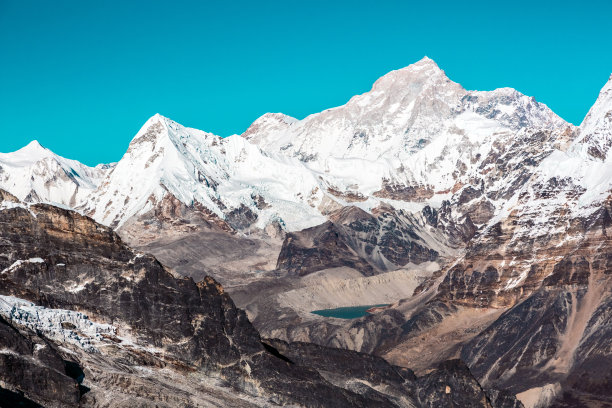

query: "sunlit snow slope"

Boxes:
[0, 140, 111, 207]
[3, 58, 611, 239]
[82, 114, 327, 230]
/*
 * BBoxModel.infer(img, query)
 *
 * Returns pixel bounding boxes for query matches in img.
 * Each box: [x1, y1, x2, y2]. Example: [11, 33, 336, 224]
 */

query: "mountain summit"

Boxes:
[572, 74, 612, 160]
[1, 58, 574, 232]
[82, 113, 326, 230]
[0, 140, 110, 206]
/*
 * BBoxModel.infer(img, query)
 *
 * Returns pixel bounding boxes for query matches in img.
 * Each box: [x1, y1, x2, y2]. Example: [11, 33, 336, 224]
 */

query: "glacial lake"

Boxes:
[311, 304, 389, 319]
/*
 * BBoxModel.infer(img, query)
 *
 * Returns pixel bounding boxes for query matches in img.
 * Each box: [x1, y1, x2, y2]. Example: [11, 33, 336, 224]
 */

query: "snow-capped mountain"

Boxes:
[571, 74, 612, 160]
[235, 72, 612, 408]
[0, 57, 580, 237]
[0, 140, 112, 207]
[82, 113, 327, 230]
[500, 75, 612, 247]
[243, 57, 569, 202]
[79, 57, 575, 234]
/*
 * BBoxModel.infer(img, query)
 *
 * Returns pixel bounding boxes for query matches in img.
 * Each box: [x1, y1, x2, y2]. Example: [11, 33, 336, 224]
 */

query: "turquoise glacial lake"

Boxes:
[311, 304, 389, 319]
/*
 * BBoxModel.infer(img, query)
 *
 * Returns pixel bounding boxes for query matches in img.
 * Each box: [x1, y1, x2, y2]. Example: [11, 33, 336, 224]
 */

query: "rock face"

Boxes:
[0, 315, 81, 407]
[0, 192, 521, 407]
[456, 201, 612, 406]
[276, 205, 451, 277]
[277, 219, 379, 276]
[265, 340, 520, 408]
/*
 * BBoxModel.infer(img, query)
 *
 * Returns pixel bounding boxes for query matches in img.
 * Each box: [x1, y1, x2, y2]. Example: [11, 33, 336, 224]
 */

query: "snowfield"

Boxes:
[0, 57, 610, 240]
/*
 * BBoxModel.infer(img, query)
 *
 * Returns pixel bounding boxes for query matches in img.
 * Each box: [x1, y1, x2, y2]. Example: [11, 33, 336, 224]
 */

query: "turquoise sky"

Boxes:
[1, 0, 611, 165]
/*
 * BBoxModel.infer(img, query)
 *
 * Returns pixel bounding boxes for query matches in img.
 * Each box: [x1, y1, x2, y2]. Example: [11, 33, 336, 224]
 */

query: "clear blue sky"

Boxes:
[1, 0, 611, 165]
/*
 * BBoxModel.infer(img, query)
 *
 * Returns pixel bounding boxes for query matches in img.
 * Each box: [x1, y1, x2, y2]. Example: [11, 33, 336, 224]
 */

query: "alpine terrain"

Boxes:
[1, 57, 611, 408]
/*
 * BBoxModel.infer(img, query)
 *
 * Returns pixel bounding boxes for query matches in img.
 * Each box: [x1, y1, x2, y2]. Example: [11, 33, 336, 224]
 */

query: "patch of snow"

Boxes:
[0, 295, 116, 353]
[1, 258, 46, 274]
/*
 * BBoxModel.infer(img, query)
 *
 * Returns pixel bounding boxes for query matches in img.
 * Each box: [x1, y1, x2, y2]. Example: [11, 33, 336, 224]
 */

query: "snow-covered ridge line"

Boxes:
[0, 140, 113, 208]
[81, 58, 574, 231]
[1, 58, 611, 235]
[80, 113, 329, 230]
[571, 75, 612, 160]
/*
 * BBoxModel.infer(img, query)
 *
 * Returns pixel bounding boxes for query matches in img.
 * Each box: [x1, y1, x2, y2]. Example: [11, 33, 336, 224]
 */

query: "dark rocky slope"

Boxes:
[0, 192, 519, 407]
[295, 192, 612, 407]
[276, 205, 451, 277]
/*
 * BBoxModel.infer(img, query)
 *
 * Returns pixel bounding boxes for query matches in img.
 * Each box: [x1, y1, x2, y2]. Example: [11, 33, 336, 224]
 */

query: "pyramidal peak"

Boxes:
[413, 55, 440, 68]
[126, 113, 221, 157]
[396, 56, 441, 72]
[22, 139, 47, 151]
[0, 139, 55, 165]
[242, 112, 298, 140]
[126, 113, 185, 152]
[137, 113, 171, 132]
[147, 112, 179, 130]
[244, 57, 458, 146]
[19, 139, 50, 154]
[370, 56, 450, 92]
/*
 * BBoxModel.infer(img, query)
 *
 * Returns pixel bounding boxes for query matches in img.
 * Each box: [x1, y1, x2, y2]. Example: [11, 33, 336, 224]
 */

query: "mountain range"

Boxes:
[1, 57, 611, 407]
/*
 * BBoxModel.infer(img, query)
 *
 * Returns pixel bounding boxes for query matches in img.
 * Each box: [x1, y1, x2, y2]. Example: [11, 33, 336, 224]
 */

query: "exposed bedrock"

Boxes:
[276, 205, 449, 277]
[0, 193, 521, 407]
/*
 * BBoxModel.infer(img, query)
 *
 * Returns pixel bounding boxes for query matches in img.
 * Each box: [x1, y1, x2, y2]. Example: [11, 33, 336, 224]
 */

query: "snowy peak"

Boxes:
[20, 139, 46, 151]
[122, 113, 222, 184]
[242, 113, 297, 141]
[416, 55, 437, 66]
[127, 113, 173, 151]
[463, 87, 567, 131]
[242, 57, 569, 201]
[85, 114, 217, 227]
[580, 75, 612, 131]
[15, 140, 51, 159]
[242, 58, 472, 166]
[128, 113, 221, 151]
[0, 140, 110, 206]
[84, 113, 327, 231]
[1, 140, 56, 167]
[573, 75, 612, 160]
[361, 56, 462, 113]
[370, 56, 449, 92]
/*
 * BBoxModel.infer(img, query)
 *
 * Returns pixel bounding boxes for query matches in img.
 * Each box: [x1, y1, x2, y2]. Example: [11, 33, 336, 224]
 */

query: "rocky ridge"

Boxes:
[0, 191, 520, 407]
